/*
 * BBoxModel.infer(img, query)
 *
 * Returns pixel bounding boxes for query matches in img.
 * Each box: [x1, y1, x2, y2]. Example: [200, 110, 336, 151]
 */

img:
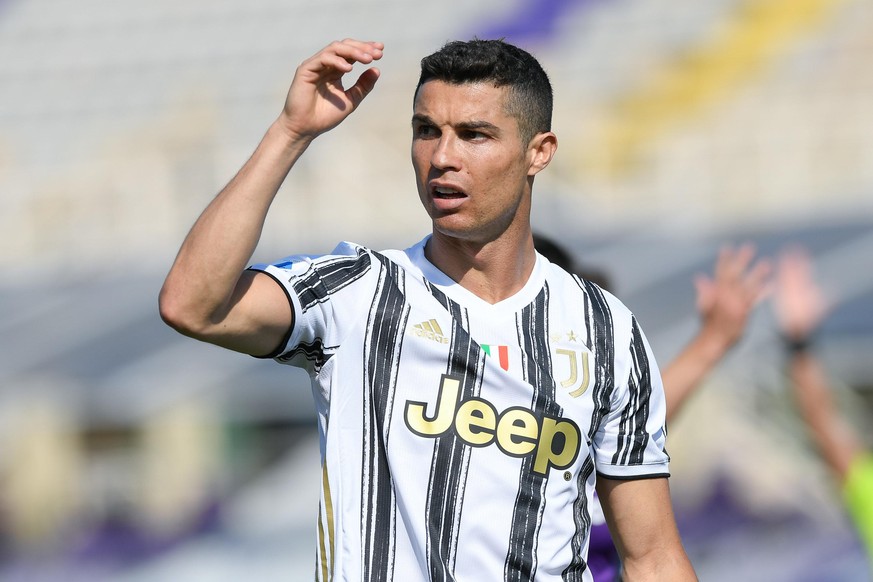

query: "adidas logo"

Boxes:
[413, 319, 449, 344]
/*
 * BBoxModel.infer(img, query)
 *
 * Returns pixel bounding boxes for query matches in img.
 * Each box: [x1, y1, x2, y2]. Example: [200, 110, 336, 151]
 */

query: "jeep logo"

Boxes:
[404, 374, 580, 475]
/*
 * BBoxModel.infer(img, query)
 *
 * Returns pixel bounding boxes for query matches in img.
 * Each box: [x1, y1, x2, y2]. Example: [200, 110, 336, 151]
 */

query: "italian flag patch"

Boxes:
[481, 344, 510, 371]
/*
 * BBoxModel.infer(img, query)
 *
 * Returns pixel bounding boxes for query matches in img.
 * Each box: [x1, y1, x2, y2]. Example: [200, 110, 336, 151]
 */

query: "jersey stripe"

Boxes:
[562, 278, 617, 579]
[424, 285, 483, 581]
[563, 454, 596, 581]
[361, 256, 409, 582]
[612, 317, 654, 466]
[504, 285, 559, 581]
[277, 338, 332, 372]
[317, 461, 336, 582]
[293, 252, 373, 312]
[578, 279, 616, 444]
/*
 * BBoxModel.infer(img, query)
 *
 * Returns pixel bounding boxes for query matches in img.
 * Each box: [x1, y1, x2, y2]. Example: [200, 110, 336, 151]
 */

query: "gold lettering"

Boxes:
[404, 375, 460, 437]
[404, 376, 582, 476]
[455, 399, 496, 446]
[496, 408, 538, 457]
[533, 417, 581, 474]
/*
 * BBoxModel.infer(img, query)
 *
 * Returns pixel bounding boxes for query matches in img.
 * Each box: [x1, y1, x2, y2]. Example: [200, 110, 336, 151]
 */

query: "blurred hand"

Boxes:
[278, 39, 384, 140]
[660, 244, 771, 420]
[774, 246, 829, 340]
[693, 243, 772, 349]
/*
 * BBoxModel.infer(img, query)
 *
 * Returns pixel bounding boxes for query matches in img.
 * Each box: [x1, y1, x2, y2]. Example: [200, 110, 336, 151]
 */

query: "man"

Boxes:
[774, 247, 873, 573]
[160, 38, 697, 581]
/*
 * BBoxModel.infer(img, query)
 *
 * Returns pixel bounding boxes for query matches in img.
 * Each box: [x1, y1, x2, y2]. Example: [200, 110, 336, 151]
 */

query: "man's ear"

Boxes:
[528, 131, 558, 176]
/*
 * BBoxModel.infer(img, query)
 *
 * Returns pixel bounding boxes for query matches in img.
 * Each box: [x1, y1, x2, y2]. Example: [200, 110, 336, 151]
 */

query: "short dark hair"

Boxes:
[415, 39, 553, 145]
[533, 233, 613, 291]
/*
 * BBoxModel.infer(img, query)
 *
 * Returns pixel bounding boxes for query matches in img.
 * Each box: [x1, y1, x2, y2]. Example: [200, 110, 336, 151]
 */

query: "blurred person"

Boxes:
[160, 38, 697, 581]
[774, 247, 873, 571]
[535, 236, 771, 580]
[1, 400, 84, 550]
[532, 233, 612, 290]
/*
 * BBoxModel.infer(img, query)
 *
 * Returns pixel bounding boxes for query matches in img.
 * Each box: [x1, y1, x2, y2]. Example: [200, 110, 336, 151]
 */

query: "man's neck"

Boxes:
[425, 231, 537, 305]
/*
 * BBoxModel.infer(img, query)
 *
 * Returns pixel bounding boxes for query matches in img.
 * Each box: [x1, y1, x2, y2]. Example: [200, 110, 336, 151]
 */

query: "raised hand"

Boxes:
[661, 244, 771, 420]
[774, 248, 862, 483]
[773, 246, 829, 340]
[278, 39, 384, 140]
[693, 243, 772, 350]
[160, 40, 384, 357]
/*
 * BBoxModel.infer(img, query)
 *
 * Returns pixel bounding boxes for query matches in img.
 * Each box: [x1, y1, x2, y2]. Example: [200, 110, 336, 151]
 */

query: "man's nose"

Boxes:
[431, 134, 460, 170]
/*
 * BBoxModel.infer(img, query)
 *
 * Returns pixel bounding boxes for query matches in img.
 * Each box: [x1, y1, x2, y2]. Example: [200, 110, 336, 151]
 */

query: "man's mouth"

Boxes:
[433, 187, 465, 199]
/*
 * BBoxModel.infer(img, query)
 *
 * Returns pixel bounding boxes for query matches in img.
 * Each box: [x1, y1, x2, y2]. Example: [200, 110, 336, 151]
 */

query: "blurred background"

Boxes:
[1, 0, 872, 579]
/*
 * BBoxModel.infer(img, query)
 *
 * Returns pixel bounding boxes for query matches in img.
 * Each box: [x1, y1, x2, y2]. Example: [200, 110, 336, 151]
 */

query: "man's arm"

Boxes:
[661, 244, 770, 421]
[597, 477, 698, 581]
[774, 247, 863, 481]
[159, 39, 383, 356]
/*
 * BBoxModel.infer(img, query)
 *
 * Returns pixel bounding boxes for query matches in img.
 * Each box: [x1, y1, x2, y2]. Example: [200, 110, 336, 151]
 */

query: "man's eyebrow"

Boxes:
[411, 114, 500, 133]
[457, 120, 500, 133]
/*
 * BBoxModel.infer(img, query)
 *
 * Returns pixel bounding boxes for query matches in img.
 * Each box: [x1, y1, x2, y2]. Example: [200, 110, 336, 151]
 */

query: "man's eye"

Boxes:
[415, 125, 437, 138]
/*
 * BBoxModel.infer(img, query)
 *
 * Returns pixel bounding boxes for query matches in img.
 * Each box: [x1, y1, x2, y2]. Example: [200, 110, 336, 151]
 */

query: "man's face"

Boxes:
[411, 80, 540, 244]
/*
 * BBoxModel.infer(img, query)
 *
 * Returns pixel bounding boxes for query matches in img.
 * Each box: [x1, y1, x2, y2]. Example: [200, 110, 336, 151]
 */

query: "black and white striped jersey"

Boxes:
[250, 236, 670, 582]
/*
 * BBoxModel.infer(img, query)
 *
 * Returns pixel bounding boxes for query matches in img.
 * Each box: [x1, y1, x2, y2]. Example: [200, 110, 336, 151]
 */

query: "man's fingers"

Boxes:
[713, 245, 739, 282]
[745, 259, 773, 302]
[721, 244, 755, 282]
[300, 40, 383, 81]
[346, 67, 381, 108]
[325, 39, 384, 67]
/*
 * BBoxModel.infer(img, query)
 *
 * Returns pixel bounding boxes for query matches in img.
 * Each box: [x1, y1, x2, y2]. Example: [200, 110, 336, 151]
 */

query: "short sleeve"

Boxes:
[247, 242, 376, 373]
[593, 316, 670, 480]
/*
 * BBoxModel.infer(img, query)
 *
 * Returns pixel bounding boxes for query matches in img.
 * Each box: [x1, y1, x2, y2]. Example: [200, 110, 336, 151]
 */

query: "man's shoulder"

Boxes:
[373, 237, 432, 274]
[544, 262, 633, 315]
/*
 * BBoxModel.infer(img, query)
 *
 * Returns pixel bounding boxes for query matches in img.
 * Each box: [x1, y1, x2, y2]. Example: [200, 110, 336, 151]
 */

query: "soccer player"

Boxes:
[159, 38, 697, 581]
[773, 247, 873, 572]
